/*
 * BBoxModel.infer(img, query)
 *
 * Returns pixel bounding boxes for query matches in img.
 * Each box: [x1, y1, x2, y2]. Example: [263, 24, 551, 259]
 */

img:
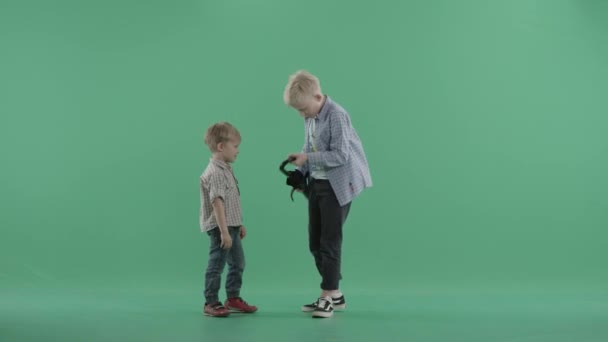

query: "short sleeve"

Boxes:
[207, 172, 226, 203]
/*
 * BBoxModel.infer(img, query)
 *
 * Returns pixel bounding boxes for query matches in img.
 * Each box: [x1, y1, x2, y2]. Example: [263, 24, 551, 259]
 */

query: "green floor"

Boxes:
[3, 288, 607, 342]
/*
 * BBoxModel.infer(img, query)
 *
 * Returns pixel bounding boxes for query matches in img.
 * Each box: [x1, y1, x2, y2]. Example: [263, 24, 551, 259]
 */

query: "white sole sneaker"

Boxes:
[333, 303, 346, 310]
[311, 296, 334, 318]
[302, 296, 346, 312]
[312, 309, 334, 318]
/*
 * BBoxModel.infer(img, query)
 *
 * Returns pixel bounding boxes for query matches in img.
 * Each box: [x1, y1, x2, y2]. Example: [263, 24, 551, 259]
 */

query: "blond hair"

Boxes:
[204, 122, 241, 152]
[283, 70, 322, 107]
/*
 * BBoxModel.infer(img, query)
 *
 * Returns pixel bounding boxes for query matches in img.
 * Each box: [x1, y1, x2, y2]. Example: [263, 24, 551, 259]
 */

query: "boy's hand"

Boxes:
[288, 153, 308, 167]
[240, 226, 247, 239]
[220, 231, 232, 249]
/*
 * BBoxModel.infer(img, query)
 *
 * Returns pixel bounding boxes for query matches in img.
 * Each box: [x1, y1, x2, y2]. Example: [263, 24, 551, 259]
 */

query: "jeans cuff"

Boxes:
[226, 291, 240, 299]
[205, 296, 219, 305]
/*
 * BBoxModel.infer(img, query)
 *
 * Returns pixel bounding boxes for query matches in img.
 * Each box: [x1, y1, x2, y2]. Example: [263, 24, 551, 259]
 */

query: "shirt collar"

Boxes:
[315, 95, 331, 120]
[210, 158, 231, 170]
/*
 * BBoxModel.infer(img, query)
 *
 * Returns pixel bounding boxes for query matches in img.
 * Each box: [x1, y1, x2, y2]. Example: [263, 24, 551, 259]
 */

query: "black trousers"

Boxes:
[308, 179, 351, 290]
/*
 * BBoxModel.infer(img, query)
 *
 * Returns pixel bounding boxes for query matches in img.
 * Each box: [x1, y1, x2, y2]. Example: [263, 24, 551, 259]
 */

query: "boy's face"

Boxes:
[293, 94, 324, 118]
[217, 138, 240, 163]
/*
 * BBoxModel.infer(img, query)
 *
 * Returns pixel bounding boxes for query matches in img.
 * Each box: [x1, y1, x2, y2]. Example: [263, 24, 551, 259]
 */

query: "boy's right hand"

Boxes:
[220, 231, 232, 249]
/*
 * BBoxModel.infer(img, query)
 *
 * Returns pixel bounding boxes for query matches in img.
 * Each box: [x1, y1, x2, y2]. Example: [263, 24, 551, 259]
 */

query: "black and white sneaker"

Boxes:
[301, 295, 347, 312]
[312, 296, 333, 318]
[331, 295, 346, 310]
[301, 299, 320, 312]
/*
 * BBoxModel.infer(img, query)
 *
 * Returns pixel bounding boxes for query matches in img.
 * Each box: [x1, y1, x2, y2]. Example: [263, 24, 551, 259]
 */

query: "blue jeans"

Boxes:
[204, 226, 245, 304]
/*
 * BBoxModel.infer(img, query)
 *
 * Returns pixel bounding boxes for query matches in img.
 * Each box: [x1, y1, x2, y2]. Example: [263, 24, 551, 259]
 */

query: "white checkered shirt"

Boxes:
[199, 159, 242, 232]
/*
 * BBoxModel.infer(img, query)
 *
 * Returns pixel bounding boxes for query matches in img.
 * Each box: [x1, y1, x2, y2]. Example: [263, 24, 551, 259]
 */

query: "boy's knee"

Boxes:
[320, 240, 341, 252]
[227, 257, 245, 271]
[206, 265, 223, 274]
[206, 258, 227, 273]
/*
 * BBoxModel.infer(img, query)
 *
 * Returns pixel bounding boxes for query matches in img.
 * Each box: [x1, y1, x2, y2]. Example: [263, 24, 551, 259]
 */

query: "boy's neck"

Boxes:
[314, 94, 327, 116]
[211, 153, 229, 164]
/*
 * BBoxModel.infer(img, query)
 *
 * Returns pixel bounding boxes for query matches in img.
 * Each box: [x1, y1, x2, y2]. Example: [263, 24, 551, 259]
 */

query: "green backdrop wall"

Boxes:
[1, 0, 607, 299]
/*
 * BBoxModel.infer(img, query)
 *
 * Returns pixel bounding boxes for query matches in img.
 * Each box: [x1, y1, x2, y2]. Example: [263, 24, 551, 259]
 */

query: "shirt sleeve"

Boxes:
[208, 172, 226, 203]
[306, 111, 351, 168]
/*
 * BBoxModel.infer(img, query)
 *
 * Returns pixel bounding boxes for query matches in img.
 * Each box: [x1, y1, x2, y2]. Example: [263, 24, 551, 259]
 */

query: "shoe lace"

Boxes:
[233, 297, 249, 305]
[318, 297, 331, 307]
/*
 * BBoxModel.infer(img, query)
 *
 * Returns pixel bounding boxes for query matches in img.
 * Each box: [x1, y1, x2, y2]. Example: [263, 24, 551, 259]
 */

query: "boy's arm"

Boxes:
[306, 111, 351, 168]
[211, 198, 232, 249]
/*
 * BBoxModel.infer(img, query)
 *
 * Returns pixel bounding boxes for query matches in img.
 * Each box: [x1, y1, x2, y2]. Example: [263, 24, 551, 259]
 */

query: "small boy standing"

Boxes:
[199, 122, 257, 317]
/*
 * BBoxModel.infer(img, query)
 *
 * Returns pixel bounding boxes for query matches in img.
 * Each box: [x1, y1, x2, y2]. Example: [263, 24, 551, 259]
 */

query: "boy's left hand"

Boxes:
[240, 225, 247, 239]
[288, 153, 308, 167]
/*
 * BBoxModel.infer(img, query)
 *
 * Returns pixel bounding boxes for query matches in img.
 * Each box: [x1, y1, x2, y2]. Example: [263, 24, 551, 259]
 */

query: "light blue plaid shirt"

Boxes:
[299, 96, 372, 206]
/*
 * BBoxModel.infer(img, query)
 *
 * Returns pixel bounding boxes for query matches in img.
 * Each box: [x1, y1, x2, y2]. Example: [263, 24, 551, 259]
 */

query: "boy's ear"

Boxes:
[313, 93, 323, 101]
[216, 142, 224, 152]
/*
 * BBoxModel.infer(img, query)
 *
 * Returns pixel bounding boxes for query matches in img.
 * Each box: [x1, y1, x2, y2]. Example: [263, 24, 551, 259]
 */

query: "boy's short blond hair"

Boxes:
[283, 70, 322, 107]
[204, 122, 241, 152]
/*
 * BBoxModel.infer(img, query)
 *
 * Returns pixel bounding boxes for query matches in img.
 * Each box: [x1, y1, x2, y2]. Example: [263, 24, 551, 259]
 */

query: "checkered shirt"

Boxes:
[299, 96, 373, 206]
[199, 159, 242, 232]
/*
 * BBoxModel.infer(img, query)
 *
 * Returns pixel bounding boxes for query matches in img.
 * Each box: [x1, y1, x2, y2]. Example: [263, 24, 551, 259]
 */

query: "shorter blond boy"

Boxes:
[199, 122, 257, 317]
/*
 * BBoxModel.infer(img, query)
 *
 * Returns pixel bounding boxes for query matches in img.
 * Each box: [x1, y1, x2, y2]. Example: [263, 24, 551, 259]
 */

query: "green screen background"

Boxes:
[1, 1, 607, 341]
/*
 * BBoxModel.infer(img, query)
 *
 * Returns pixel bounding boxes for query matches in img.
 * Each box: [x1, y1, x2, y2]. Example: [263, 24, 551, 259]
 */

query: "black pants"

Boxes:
[308, 179, 351, 290]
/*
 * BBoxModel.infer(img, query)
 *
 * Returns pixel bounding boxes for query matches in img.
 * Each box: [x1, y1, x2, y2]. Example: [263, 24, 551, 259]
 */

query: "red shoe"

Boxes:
[224, 297, 258, 313]
[204, 303, 230, 317]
